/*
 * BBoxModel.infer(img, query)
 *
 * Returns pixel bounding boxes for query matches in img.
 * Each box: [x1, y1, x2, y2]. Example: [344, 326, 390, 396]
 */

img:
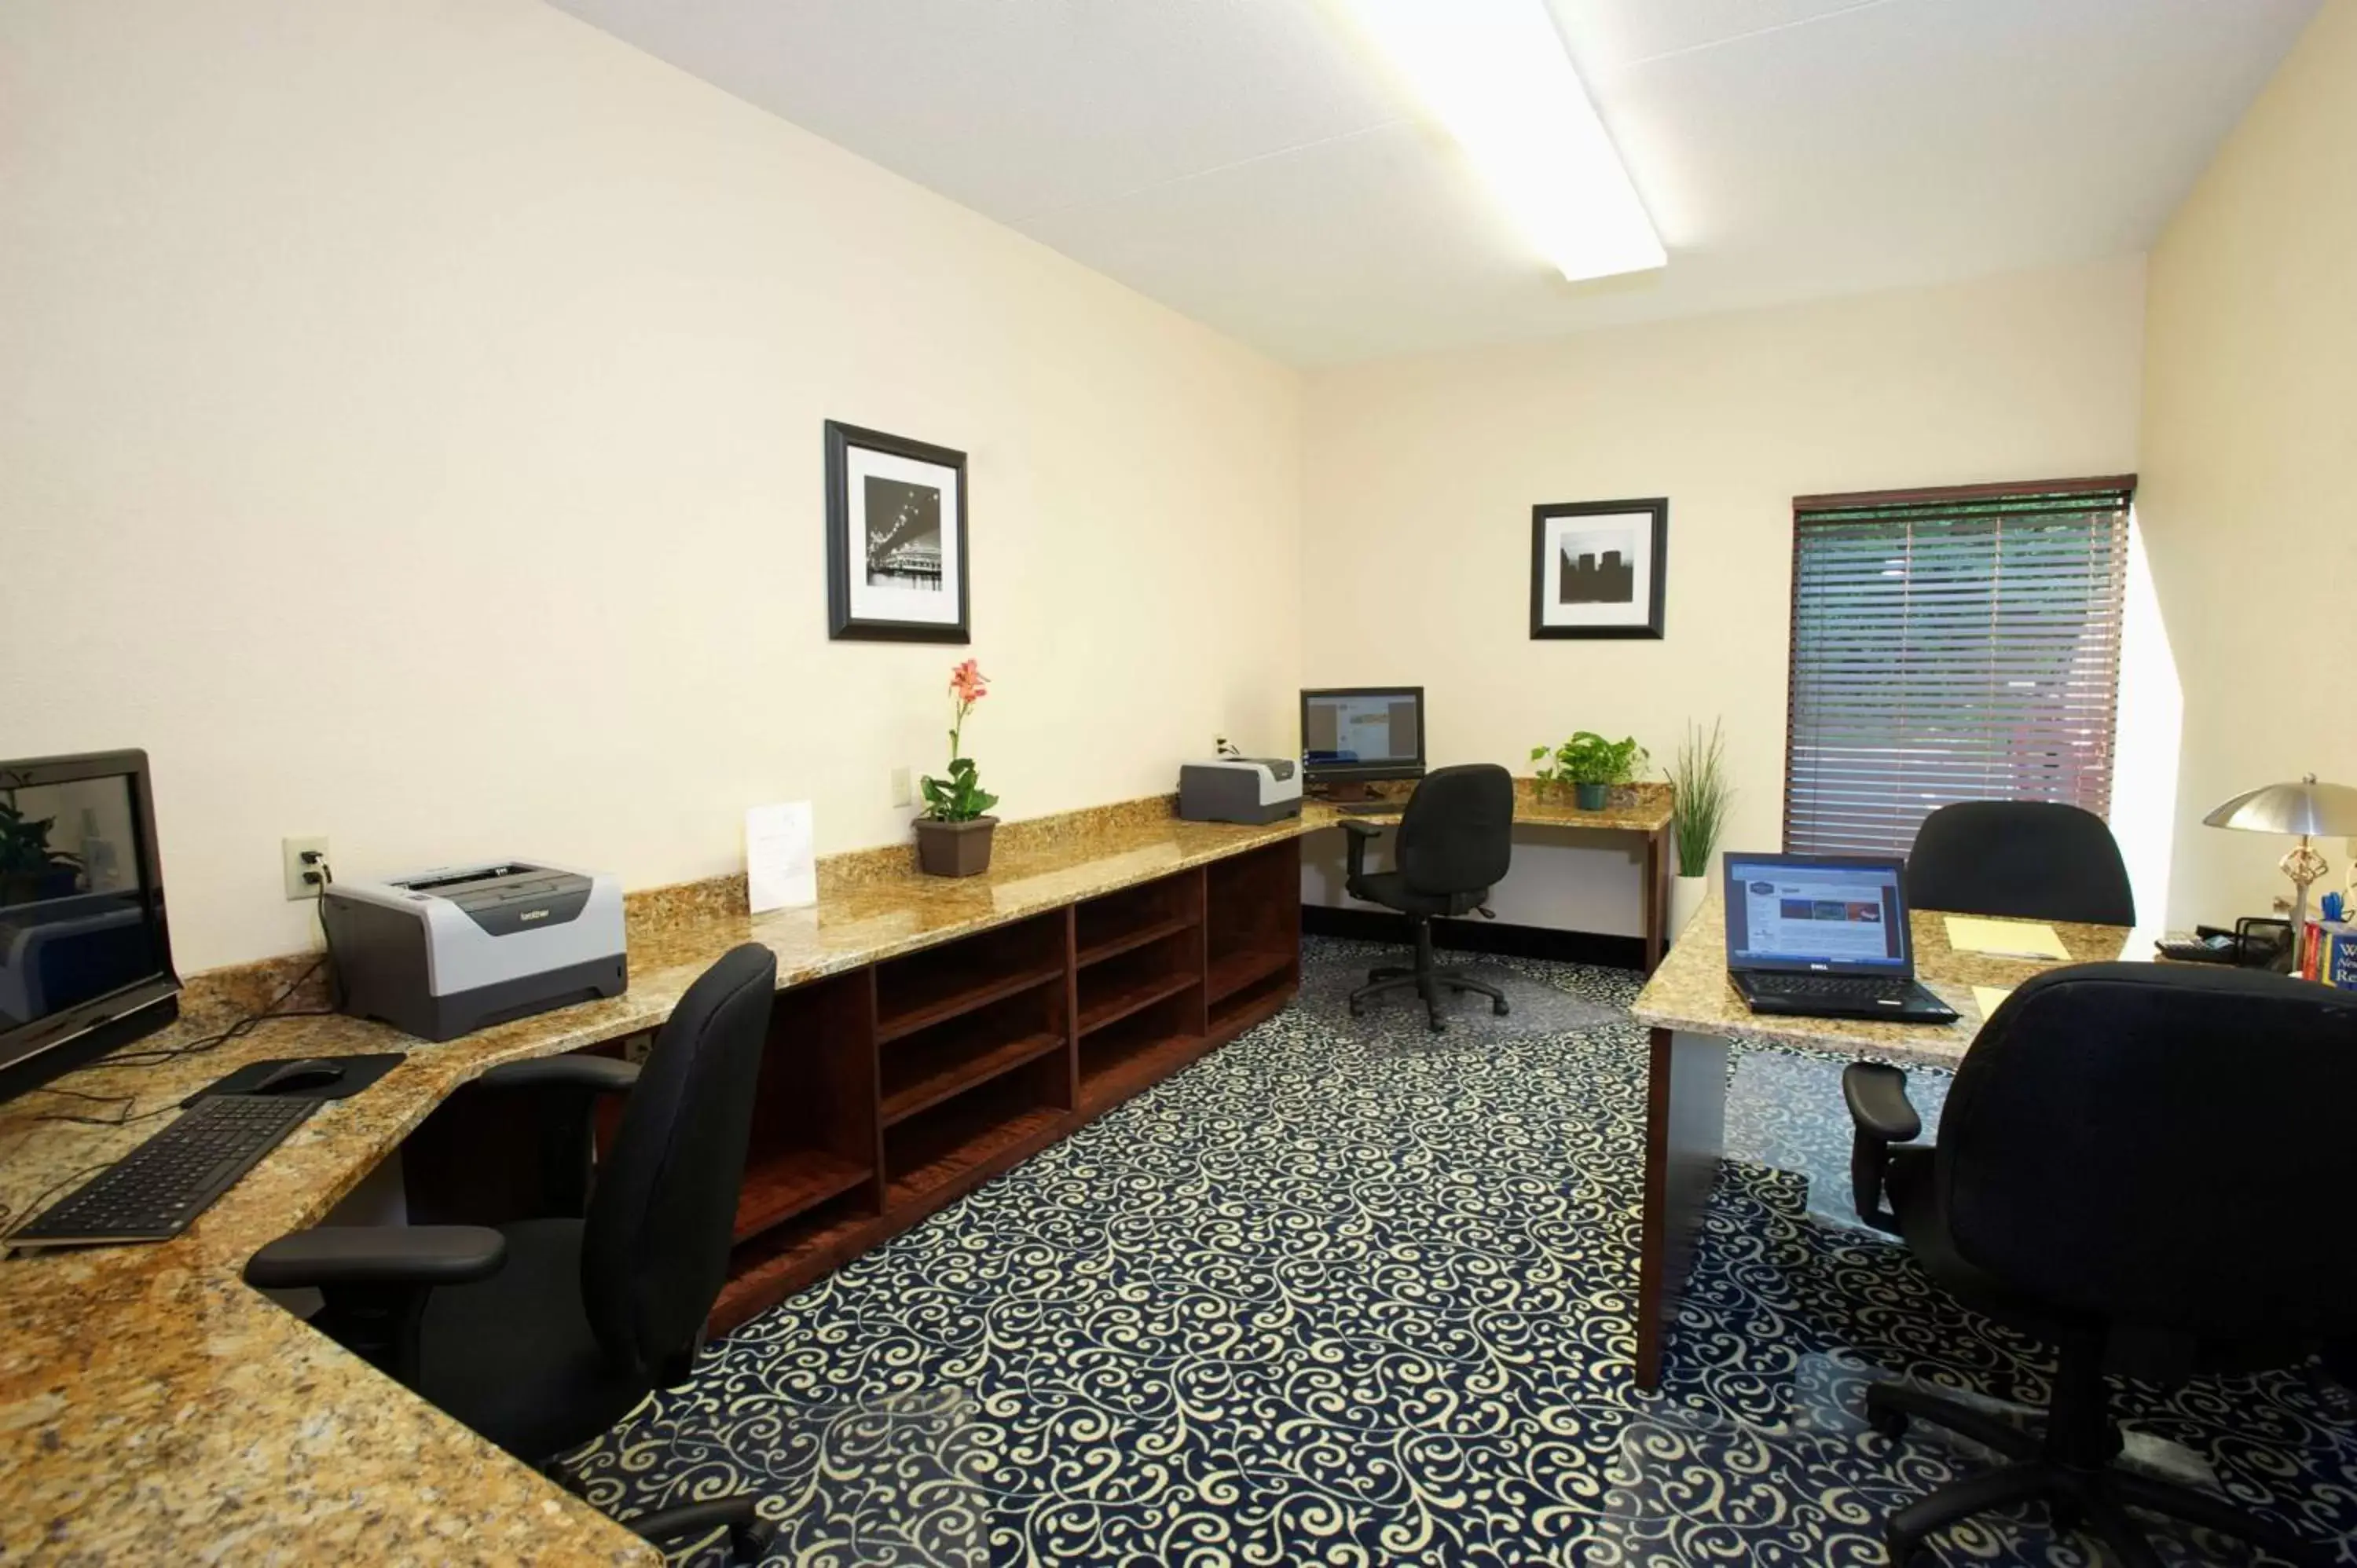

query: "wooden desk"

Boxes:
[1627, 888, 2134, 1390]
[1303, 779, 1679, 972]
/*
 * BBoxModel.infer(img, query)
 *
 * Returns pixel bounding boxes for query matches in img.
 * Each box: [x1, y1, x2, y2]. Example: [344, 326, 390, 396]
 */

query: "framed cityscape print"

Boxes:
[1530, 497, 1667, 639]
[825, 420, 970, 643]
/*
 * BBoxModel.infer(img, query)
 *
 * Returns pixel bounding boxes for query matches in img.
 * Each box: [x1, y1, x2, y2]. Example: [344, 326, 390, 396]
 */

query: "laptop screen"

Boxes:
[1722, 854, 1911, 974]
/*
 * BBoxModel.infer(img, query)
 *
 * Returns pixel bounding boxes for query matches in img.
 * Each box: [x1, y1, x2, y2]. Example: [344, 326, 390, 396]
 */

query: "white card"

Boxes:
[746, 800, 816, 914]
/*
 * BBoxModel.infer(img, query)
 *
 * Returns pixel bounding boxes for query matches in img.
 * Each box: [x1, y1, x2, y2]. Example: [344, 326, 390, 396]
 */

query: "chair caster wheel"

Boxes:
[1882, 1526, 1927, 1566]
[731, 1519, 779, 1563]
[1491, 998, 1510, 1017]
[1348, 999, 1365, 1017]
[2046, 1494, 2082, 1533]
[1868, 1406, 1910, 1442]
[1427, 1016, 1446, 1035]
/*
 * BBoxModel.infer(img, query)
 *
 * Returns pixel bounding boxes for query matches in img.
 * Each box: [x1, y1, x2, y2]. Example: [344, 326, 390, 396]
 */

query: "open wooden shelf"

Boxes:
[717, 1189, 879, 1326]
[1211, 967, 1295, 1036]
[1076, 914, 1198, 969]
[1207, 946, 1291, 1002]
[732, 1148, 873, 1244]
[886, 1105, 1064, 1208]
[876, 962, 1063, 1043]
[1079, 970, 1198, 1036]
[881, 1029, 1063, 1127]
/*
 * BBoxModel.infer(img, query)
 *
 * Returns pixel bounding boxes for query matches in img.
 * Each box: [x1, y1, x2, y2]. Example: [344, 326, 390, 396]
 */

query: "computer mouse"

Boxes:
[253, 1058, 347, 1096]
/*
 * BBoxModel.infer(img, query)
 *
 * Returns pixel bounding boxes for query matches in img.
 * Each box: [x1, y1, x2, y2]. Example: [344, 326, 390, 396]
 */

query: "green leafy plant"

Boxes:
[1667, 718, 1733, 877]
[919, 659, 1000, 822]
[1554, 731, 1648, 786]
[0, 793, 81, 897]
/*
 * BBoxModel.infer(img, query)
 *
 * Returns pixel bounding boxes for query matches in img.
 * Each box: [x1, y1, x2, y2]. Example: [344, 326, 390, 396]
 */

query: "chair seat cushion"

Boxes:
[416, 1217, 647, 1461]
[1347, 870, 1486, 918]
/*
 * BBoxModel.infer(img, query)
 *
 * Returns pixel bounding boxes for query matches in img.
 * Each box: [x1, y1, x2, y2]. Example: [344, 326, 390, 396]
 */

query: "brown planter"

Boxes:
[915, 815, 998, 877]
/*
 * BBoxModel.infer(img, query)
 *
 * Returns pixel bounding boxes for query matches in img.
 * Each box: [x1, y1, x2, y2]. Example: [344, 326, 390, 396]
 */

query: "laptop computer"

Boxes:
[1721, 852, 1959, 1024]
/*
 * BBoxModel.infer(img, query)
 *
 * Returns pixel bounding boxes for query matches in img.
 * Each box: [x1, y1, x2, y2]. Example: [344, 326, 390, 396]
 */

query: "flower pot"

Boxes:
[915, 815, 998, 877]
[1670, 874, 1710, 944]
[1573, 782, 1611, 810]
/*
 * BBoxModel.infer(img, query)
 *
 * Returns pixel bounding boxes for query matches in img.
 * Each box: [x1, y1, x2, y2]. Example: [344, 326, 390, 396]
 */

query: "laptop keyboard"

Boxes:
[1757, 974, 1919, 1002]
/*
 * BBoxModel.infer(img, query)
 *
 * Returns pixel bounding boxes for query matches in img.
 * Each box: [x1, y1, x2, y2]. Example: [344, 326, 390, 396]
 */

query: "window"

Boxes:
[1783, 477, 2135, 858]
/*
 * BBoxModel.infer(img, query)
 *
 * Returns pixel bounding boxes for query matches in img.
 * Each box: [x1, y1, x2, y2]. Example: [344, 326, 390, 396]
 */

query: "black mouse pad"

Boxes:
[182, 1052, 408, 1108]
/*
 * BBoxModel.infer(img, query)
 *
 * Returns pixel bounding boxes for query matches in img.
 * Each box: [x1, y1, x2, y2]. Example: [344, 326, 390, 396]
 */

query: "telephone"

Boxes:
[2154, 917, 2293, 971]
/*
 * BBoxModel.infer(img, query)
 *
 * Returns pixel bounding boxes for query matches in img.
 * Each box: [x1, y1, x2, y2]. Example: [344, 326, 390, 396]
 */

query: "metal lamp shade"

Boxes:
[2202, 776, 2357, 837]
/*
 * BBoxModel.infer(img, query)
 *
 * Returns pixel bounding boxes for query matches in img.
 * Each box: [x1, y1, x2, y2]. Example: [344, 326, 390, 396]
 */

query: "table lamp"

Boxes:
[2202, 773, 2357, 938]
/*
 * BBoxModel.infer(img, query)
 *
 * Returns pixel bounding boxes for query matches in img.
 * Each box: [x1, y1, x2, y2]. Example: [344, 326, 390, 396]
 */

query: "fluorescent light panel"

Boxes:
[1340, 0, 1665, 281]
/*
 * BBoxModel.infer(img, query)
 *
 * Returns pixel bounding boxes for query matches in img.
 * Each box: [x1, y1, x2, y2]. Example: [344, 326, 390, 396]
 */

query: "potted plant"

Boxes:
[1666, 718, 1732, 939]
[0, 794, 81, 905]
[1550, 731, 1647, 810]
[915, 659, 1000, 877]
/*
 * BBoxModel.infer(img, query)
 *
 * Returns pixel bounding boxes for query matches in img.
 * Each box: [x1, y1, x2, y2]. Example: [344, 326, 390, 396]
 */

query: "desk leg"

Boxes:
[1635, 1026, 1728, 1391]
[1641, 824, 1672, 974]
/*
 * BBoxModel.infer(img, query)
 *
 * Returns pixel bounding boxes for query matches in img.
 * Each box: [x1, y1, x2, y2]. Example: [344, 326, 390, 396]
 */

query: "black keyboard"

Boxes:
[1334, 800, 1406, 815]
[1759, 974, 1919, 1001]
[8, 1094, 318, 1248]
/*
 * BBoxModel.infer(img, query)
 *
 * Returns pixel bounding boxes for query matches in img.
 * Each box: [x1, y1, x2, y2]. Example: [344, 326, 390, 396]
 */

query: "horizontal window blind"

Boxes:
[1783, 478, 2134, 859]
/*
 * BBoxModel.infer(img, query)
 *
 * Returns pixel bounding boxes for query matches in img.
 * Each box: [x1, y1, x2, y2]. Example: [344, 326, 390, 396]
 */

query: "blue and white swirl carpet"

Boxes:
[566, 940, 2357, 1566]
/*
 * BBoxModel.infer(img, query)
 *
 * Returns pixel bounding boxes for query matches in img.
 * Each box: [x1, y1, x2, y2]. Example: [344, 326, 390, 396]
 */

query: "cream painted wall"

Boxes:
[2139, 0, 2357, 929]
[1299, 260, 2150, 932]
[0, 0, 1303, 972]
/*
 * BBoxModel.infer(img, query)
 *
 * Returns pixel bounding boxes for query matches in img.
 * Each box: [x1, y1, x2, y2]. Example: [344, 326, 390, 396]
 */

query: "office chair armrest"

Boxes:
[246, 1225, 508, 1387]
[622, 1496, 776, 1564]
[246, 1224, 507, 1288]
[1340, 819, 1387, 885]
[475, 1053, 641, 1095]
[1842, 1063, 1920, 1236]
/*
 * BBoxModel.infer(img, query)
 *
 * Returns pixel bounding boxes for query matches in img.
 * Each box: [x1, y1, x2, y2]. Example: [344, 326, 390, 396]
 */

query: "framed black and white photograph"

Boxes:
[825, 420, 970, 642]
[1530, 497, 1667, 639]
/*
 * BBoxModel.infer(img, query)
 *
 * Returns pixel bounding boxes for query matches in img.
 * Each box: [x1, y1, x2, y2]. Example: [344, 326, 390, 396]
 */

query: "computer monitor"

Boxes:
[1300, 687, 1426, 797]
[0, 749, 180, 1102]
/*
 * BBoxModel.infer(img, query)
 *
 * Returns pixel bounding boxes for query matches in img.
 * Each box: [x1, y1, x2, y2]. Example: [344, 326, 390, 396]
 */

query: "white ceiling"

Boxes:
[543, 0, 2322, 366]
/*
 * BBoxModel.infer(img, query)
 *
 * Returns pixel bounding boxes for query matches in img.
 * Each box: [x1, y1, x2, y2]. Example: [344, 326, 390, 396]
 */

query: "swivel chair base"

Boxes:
[1347, 919, 1508, 1034]
[1868, 1353, 2331, 1568]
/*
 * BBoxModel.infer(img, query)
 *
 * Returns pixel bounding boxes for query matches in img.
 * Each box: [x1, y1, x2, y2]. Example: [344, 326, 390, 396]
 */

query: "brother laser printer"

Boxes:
[321, 861, 626, 1041]
[1178, 757, 1302, 825]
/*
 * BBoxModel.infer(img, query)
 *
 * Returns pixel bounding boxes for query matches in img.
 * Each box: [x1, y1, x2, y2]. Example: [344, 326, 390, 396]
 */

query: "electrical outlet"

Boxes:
[282, 835, 330, 900]
[890, 766, 914, 808]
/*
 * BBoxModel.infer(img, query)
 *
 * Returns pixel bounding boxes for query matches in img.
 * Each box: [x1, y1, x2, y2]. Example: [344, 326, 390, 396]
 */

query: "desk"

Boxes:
[1628, 888, 2135, 1390]
[1303, 779, 1678, 972]
[0, 782, 1673, 1560]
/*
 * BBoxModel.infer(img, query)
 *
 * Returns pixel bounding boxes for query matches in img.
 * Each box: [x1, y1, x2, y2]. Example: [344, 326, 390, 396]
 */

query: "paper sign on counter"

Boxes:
[746, 801, 816, 914]
[1944, 915, 2070, 961]
[1971, 985, 2014, 1019]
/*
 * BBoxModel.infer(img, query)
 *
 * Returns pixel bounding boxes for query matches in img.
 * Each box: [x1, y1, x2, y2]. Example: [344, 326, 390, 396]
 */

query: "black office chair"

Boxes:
[1343, 763, 1515, 1033]
[247, 943, 782, 1563]
[1906, 800, 2135, 926]
[1845, 963, 2357, 1566]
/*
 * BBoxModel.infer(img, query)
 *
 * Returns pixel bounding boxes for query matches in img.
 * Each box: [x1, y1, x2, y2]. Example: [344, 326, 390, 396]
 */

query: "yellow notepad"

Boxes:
[1944, 915, 2071, 961]
[1971, 985, 2014, 1018]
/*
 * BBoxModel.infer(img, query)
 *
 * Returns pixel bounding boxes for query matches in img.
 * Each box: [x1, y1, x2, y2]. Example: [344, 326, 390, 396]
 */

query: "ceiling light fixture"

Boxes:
[1336, 0, 1665, 282]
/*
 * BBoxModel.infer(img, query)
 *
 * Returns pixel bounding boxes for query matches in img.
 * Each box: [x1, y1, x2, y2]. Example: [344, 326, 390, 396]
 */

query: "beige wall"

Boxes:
[1299, 260, 2150, 929]
[0, 0, 1303, 972]
[2139, 0, 2357, 929]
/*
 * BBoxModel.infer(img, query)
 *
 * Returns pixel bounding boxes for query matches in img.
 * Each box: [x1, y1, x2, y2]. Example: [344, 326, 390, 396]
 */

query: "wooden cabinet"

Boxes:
[706, 841, 1300, 1330]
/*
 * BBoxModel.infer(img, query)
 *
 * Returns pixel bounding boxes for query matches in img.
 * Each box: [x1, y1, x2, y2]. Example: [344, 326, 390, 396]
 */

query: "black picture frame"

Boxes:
[824, 420, 970, 643]
[1530, 496, 1668, 640]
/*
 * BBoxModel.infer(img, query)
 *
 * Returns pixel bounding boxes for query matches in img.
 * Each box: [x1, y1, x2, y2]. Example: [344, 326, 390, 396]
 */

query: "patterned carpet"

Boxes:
[565, 939, 2357, 1566]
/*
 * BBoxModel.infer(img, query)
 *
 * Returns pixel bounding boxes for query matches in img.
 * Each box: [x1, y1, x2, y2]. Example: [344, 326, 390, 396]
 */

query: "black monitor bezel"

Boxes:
[0, 749, 181, 1100]
[1721, 851, 1915, 977]
[1299, 686, 1428, 785]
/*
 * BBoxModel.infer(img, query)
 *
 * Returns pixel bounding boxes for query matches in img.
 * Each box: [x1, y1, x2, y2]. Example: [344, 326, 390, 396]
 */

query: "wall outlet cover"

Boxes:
[890, 766, 914, 808]
[282, 835, 330, 900]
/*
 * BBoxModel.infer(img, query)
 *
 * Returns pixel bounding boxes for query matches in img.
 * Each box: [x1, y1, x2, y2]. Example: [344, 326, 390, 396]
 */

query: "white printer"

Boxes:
[321, 861, 626, 1041]
[1178, 757, 1302, 824]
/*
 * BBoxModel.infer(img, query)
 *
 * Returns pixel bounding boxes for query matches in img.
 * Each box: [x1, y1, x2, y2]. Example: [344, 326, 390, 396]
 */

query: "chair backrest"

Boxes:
[1938, 963, 2357, 1342]
[580, 943, 776, 1384]
[1397, 764, 1515, 897]
[1906, 800, 2134, 926]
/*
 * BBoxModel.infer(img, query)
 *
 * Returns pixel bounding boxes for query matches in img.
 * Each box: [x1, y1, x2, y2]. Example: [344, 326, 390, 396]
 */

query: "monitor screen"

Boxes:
[1301, 687, 1424, 779]
[1, 754, 176, 1086]
[1722, 854, 1909, 973]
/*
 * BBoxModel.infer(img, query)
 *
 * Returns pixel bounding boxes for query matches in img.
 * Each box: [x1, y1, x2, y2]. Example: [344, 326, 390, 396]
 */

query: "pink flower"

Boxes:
[950, 659, 988, 705]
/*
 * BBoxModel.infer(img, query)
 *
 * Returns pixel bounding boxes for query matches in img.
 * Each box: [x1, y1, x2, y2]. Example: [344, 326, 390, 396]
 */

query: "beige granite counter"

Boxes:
[1632, 885, 2136, 1070]
[0, 779, 1673, 1561]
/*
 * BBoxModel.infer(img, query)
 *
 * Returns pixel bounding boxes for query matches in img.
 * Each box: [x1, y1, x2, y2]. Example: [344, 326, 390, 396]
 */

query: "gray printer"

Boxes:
[321, 861, 626, 1041]
[1178, 758, 1302, 825]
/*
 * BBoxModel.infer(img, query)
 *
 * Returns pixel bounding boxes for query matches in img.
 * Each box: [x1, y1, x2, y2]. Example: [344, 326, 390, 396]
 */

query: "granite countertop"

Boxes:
[1633, 886, 2136, 1070]
[0, 800, 1310, 1564]
[1300, 779, 1674, 835]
